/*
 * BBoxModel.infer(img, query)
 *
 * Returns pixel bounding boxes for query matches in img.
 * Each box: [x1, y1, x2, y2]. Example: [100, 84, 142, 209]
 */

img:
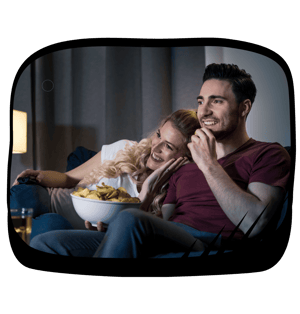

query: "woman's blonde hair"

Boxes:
[79, 138, 152, 187]
[79, 109, 200, 215]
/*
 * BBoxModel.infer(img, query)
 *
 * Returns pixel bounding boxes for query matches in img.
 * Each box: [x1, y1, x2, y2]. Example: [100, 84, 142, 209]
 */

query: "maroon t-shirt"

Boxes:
[163, 138, 290, 240]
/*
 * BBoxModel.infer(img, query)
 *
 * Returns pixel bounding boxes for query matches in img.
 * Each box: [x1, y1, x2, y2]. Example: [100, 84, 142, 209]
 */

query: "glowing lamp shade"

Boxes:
[13, 109, 27, 154]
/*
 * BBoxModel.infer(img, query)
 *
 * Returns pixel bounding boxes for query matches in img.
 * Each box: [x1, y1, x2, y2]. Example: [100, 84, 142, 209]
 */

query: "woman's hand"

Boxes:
[12, 169, 79, 188]
[12, 169, 44, 186]
[138, 157, 188, 204]
[85, 220, 107, 232]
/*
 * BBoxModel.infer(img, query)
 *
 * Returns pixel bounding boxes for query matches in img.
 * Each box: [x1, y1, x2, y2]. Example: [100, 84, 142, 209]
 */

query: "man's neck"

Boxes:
[215, 130, 250, 160]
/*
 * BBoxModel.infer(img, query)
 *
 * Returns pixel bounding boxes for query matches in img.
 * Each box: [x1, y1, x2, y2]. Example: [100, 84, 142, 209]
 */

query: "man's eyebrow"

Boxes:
[197, 95, 227, 100]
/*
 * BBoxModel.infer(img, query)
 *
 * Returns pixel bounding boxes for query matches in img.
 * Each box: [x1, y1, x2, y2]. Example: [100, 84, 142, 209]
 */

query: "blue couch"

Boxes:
[10, 146, 293, 263]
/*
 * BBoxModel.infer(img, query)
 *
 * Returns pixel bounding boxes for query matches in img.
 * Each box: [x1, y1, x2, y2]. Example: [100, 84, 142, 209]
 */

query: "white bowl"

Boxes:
[71, 194, 141, 226]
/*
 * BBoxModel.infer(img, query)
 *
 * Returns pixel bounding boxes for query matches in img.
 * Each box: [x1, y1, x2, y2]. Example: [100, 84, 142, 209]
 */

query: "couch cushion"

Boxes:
[10, 181, 51, 218]
[66, 146, 97, 171]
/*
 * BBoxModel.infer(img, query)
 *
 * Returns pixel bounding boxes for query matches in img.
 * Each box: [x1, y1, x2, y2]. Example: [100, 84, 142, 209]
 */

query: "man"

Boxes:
[31, 63, 290, 258]
[161, 63, 291, 243]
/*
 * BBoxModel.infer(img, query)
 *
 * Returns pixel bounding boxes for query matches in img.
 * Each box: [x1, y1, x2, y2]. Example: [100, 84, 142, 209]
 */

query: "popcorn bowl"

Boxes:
[71, 194, 141, 226]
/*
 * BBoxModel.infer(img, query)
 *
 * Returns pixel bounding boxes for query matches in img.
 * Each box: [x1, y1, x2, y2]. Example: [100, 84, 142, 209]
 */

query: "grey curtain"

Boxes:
[11, 46, 205, 184]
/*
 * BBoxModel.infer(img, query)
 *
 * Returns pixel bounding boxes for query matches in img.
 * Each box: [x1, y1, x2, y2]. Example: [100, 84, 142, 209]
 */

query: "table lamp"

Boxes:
[13, 109, 27, 154]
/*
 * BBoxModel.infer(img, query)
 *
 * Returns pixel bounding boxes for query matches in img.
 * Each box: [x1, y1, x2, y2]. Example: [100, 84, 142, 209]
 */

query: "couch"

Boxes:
[9, 145, 293, 268]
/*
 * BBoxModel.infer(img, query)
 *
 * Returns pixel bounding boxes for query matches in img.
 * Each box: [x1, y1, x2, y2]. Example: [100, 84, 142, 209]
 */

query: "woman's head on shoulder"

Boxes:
[78, 109, 199, 186]
[146, 109, 200, 171]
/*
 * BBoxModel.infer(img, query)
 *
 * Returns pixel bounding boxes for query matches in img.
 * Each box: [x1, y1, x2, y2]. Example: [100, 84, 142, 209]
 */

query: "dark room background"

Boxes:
[10, 45, 291, 186]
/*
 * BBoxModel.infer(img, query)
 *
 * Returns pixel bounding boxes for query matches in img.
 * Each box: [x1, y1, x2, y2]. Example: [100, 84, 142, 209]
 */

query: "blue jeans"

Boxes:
[30, 208, 221, 258]
[10, 183, 51, 218]
[31, 213, 74, 240]
[10, 183, 74, 240]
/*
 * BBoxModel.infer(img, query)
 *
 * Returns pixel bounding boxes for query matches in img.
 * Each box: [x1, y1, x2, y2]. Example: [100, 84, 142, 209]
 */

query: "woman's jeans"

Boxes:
[30, 208, 221, 258]
[10, 183, 74, 240]
[31, 213, 74, 239]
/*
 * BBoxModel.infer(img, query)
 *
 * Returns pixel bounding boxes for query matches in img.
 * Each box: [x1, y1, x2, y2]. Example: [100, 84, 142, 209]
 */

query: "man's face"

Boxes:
[197, 79, 242, 140]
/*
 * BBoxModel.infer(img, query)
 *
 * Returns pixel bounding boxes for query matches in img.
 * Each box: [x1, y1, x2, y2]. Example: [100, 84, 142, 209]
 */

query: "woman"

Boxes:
[13, 109, 200, 236]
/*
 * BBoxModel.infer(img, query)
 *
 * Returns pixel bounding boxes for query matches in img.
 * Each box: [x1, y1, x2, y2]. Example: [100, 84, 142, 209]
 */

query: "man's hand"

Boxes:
[187, 128, 218, 172]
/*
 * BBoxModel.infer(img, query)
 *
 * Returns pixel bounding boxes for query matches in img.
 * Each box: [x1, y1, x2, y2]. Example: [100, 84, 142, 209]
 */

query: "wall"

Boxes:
[205, 46, 291, 147]
[10, 45, 292, 186]
[11, 65, 33, 184]
[10, 46, 205, 185]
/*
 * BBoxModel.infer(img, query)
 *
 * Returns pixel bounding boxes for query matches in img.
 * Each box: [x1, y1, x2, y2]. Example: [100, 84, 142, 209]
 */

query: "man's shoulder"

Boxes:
[222, 138, 290, 168]
[239, 138, 289, 156]
[232, 138, 291, 169]
[170, 162, 199, 180]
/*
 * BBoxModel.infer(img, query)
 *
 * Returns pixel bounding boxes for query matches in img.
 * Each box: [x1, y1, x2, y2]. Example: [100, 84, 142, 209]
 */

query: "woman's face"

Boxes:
[146, 120, 187, 171]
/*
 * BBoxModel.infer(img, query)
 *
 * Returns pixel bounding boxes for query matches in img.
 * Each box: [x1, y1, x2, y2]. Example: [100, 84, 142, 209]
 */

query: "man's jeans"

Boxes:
[31, 208, 221, 258]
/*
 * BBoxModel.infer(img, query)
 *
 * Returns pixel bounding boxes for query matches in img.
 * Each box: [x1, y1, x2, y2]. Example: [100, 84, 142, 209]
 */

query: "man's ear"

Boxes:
[240, 99, 252, 117]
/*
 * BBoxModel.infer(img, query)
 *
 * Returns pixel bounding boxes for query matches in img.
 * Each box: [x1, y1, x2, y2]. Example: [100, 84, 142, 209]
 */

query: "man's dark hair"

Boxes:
[203, 63, 257, 105]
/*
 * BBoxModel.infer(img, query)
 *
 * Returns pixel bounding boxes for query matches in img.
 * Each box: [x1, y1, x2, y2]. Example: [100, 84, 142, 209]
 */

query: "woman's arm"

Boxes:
[12, 169, 80, 188]
[13, 151, 102, 188]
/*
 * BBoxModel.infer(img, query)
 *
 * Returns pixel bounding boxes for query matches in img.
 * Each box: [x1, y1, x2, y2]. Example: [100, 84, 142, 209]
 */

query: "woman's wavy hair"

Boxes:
[79, 109, 200, 215]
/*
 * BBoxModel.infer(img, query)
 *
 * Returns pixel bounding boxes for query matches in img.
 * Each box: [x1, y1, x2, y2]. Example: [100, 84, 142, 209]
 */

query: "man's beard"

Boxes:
[203, 112, 240, 141]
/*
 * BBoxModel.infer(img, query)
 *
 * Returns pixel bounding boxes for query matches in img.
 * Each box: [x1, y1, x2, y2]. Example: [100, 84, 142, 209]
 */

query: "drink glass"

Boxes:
[10, 208, 33, 245]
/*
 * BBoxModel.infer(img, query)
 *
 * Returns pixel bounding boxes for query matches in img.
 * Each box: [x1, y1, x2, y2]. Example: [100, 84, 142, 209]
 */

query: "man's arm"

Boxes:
[188, 128, 286, 238]
[200, 161, 285, 237]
